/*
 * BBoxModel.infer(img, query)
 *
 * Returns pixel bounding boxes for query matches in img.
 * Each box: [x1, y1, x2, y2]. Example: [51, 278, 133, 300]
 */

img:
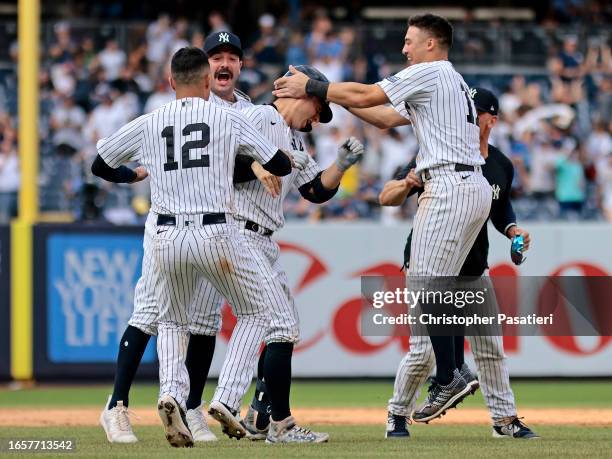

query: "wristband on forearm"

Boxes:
[91, 154, 137, 183]
[305, 79, 329, 100]
[122, 166, 139, 183]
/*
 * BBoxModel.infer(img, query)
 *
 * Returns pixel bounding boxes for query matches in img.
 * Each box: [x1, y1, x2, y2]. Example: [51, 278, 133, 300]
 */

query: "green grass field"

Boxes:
[2, 380, 611, 408]
[1, 380, 611, 458]
[2, 425, 611, 459]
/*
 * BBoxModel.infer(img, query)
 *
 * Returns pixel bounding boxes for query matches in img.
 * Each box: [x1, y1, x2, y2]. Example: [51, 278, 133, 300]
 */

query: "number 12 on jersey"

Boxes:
[162, 123, 210, 171]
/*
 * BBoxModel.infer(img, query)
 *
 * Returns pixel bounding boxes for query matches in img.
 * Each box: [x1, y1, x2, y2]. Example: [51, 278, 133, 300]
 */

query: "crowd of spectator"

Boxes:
[0, 9, 610, 224]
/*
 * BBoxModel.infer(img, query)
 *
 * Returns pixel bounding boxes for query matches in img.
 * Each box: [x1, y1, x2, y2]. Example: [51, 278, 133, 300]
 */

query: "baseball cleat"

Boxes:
[412, 369, 471, 423]
[100, 396, 138, 443]
[385, 412, 410, 439]
[208, 400, 247, 440]
[241, 405, 269, 441]
[186, 403, 218, 442]
[157, 395, 194, 448]
[460, 363, 480, 395]
[265, 416, 329, 444]
[493, 417, 540, 439]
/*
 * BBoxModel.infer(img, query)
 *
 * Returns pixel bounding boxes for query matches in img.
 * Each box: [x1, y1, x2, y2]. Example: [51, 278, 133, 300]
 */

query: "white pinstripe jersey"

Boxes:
[235, 105, 321, 231]
[96, 97, 278, 215]
[208, 89, 253, 111]
[377, 60, 483, 174]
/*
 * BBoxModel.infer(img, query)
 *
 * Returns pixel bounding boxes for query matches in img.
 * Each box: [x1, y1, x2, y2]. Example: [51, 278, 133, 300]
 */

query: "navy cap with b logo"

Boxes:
[204, 31, 243, 59]
[471, 87, 499, 116]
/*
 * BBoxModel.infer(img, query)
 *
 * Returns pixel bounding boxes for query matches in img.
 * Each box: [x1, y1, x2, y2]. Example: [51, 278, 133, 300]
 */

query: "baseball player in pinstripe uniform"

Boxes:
[97, 32, 253, 445]
[380, 88, 538, 439]
[189, 65, 363, 444]
[274, 13, 492, 420]
[93, 47, 294, 447]
[179, 31, 257, 443]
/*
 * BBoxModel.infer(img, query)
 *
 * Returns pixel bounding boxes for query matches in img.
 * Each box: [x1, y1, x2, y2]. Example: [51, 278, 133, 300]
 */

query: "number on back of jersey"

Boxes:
[162, 123, 210, 171]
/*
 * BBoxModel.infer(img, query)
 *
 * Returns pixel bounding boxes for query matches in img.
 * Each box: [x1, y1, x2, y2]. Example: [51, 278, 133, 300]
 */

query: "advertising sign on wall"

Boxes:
[33, 225, 157, 379]
[30, 222, 612, 379]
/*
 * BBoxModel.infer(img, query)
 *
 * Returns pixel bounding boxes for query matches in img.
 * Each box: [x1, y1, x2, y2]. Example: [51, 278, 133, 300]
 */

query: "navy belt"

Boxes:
[422, 163, 475, 181]
[157, 213, 226, 226]
[244, 220, 273, 236]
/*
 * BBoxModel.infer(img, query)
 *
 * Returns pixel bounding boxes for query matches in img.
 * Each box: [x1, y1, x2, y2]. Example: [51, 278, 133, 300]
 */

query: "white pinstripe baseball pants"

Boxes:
[127, 212, 161, 336]
[152, 215, 270, 410]
[410, 167, 492, 276]
[388, 276, 517, 425]
[189, 227, 299, 343]
[128, 211, 221, 337]
[204, 226, 300, 412]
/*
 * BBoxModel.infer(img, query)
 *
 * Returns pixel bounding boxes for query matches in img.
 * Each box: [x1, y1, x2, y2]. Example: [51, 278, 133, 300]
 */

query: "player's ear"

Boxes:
[169, 75, 176, 91]
[202, 72, 211, 91]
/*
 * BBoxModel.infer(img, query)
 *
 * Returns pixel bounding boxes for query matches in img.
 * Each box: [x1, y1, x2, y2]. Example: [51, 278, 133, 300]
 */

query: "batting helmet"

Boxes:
[284, 65, 333, 126]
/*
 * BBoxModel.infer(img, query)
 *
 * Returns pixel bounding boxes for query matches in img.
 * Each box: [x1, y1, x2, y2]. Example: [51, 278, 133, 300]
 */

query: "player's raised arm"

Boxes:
[91, 115, 147, 183]
[296, 137, 365, 203]
[273, 65, 389, 108]
[346, 106, 411, 129]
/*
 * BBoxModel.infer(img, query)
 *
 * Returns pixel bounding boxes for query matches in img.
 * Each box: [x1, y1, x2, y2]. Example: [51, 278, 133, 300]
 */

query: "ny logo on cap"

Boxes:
[218, 32, 230, 43]
[469, 88, 477, 98]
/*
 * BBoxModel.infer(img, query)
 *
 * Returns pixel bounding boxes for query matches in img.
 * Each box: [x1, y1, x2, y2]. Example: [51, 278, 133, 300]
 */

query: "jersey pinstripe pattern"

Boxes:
[208, 89, 253, 111]
[389, 275, 517, 425]
[377, 61, 483, 174]
[208, 105, 321, 411]
[235, 105, 320, 231]
[97, 95, 284, 411]
[97, 97, 277, 214]
[129, 92, 255, 335]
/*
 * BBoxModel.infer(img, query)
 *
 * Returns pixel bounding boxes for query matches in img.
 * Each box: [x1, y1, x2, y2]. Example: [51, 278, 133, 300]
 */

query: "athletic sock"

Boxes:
[429, 336, 456, 385]
[257, 345, 267, 379]
[185, 334, 216, 410]
[454, 335, 465, 368]
[250, 347, 271, 429]
[109, 325, 151, 409]
[264, 342, 294, 422]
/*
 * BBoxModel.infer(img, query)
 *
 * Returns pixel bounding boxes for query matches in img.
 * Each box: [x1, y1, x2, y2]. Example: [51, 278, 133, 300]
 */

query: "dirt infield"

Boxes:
[1, 407, 611, 427]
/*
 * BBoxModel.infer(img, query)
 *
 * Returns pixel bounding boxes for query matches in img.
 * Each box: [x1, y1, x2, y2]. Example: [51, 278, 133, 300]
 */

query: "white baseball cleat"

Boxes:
[157, 395, 194, 448]
[186, 403, 218, 442]
[100, 396, 138, 443]
[208, 400, 247, 440]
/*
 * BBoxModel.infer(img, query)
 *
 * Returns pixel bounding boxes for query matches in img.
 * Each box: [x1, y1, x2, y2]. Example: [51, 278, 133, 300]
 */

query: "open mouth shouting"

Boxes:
[214, 68, 234, 86]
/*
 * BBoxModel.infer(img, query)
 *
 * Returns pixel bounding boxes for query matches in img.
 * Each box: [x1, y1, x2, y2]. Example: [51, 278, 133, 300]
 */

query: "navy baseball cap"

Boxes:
[204, 31, 243, 59]
[471, 87, 499, 116]
[285, 65, 333, 125]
